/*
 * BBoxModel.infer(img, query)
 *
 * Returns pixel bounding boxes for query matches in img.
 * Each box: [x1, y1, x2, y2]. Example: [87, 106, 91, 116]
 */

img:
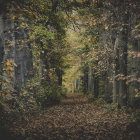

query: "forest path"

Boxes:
[10, 94, 136, 140]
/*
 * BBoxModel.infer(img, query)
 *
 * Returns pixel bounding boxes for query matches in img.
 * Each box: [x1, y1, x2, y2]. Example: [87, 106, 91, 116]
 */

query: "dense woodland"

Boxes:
[0, 0, 140, 139]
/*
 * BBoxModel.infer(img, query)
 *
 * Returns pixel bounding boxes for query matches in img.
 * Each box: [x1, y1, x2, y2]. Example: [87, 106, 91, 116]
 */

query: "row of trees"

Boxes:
[0, 0, 72, 109]
[0, 0, 139, 110]
[71, 0, 140, 107]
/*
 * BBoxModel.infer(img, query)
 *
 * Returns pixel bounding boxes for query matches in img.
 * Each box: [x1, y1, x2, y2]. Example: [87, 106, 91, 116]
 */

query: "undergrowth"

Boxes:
[87, 93, 140, 121]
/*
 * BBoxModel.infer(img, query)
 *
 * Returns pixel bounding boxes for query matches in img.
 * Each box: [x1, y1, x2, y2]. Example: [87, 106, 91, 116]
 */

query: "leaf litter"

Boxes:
[4, 94, 140, 140]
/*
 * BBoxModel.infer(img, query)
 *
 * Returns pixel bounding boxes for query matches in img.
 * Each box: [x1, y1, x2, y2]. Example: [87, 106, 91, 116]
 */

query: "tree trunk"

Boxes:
[113, 37, 120, 103]
[0, 14, 5, 90]
[129, 39, 140, 106]
[56, 69, 63, 86]
[118, 24, 128, 107]
[0, 3, 33, 93]
[88, 66, 94, 94]
[2, 5, 16, 91]
[94, 77, 99, 98]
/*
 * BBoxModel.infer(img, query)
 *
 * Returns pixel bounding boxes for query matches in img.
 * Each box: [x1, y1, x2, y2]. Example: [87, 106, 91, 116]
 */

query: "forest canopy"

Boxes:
[0, 0, 139, 109]
[0, 0, 140, 139]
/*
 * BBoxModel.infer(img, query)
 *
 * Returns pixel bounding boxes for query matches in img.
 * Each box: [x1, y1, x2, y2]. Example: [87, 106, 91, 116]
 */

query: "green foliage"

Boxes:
[95, 95, 108, 105]
[35, 84, 66, 108]
[103, 103, 119, 113]
[87, 94, 106, 104]
[135, 93, 140, 98]
[87, 94, 96, 102]
[25, 75, 67, 108]
[30, 24, 55, 44]
[129, 110, 140, 121]
[0, 91, 37, 115]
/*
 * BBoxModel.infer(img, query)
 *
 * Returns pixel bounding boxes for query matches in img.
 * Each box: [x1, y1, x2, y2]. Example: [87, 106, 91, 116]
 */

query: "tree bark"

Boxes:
[94, 77, 99, 98]
[113, 37, 120, 103]
[118, 23, 128, 107]
[129, 39, 140, 106]
[88, 66, 94, 94]
[56, 69, 63, 86]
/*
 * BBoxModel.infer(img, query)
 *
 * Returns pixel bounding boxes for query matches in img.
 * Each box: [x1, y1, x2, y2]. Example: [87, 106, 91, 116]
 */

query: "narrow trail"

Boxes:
[8, 94, 139, 140]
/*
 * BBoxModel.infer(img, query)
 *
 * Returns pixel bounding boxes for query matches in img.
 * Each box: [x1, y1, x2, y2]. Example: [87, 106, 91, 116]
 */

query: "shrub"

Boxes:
[35, 84, 66, 108]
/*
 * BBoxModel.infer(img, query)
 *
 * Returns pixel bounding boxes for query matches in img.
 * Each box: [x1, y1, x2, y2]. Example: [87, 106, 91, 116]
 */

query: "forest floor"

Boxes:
[1, 94, 140, 140]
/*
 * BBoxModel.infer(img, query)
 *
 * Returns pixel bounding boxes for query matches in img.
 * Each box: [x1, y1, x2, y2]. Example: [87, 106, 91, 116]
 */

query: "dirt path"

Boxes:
[7, 94, 139, 140]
